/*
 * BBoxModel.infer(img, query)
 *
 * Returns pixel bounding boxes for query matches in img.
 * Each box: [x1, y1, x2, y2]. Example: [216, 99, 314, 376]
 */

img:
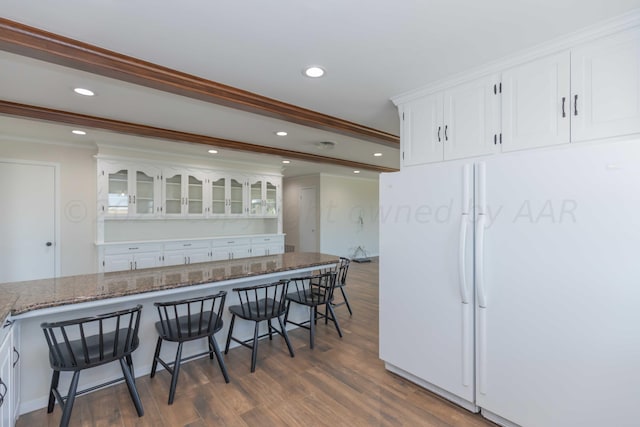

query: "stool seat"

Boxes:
[154, 311, 223, 342]
[48, 330, 140, 371]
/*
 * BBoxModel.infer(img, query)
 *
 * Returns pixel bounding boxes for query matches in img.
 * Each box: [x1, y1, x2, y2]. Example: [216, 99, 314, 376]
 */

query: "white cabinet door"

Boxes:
[400, 94, 444, 166]
[571, 28, 640, 142]
[163, 170, 207, 218]
[132, 252, 160, 270]
[185, 248, 210, 264]
[230, 244, 252, 259]
[163, 251, 186, 266]
[132, 167, 161, 217]
[163, 169, 184, 217]
[104, 254, 133, 272]
[502, 52, 571, 151]
[444, 75, 499, 160]
[98, 161, 161, 218]
[0, 328, 12, 427]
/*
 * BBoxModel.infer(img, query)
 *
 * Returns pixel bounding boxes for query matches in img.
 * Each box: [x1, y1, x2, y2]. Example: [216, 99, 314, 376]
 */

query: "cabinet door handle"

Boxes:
[561, 97, 566, 118]
[574, 94, 578, 116]
[134, 261, 137, 270]
[130, 261, 133, 270]
[13, 347, 19, 368]
[437, 126, 441, 142]
[133, 195, 136, 204]
[444, 125, 449, 141]
[128, 195, 132, 204]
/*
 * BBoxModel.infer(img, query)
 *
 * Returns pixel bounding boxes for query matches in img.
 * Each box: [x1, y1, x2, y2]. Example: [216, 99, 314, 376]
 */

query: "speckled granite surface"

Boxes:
[0, 252, 338, 317]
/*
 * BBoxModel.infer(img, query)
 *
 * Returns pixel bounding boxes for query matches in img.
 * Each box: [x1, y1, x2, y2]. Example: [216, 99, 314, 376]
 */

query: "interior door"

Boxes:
[379, 161, 475, 407]
[0, 161, 56, 282]
[299, 187, 317, 252]
[477, 140, 640, 427]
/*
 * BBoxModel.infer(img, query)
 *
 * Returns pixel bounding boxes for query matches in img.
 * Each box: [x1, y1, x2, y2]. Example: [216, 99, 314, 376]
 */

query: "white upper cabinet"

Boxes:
[207, 173, 246, 217]
[443, 75, 499, 160]
[98, 161, 161, 218]
[571, 28, 640, 142]
[400, 75, 498, 165]
[501, 52, 571, 152]
[400, 94, 444, 166]
[247, 176, 281, 217]
[163, 169, 207, 218]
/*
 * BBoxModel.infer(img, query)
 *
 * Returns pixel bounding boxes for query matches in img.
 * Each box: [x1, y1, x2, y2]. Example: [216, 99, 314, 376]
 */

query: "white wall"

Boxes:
[0, 139, 98, 276]
[319, 174, 379, 258]
[282, 175, 320, 252]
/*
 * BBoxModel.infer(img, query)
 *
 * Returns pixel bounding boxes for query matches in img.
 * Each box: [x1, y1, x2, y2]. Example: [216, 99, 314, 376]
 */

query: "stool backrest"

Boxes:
[41, 304, 142, 369]
[154, 291, 226, 340]
[337, 257, 350, 286]
[289, 271, 337, 305]
[232, 280, 289, 320]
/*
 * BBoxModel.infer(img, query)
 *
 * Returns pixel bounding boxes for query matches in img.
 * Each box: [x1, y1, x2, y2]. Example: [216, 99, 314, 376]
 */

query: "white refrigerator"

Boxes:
[379, 139, 640, 427]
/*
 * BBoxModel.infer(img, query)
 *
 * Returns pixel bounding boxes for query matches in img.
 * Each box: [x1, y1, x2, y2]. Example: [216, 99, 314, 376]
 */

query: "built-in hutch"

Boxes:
[96, 153, 284, 273]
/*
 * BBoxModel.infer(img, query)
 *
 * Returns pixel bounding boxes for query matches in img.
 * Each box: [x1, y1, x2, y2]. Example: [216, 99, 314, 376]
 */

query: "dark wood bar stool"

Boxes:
[284, 271, 342, 349]
[150, 291, 229, 404]
[332, 257, 353, 315]
[224, 280, 294, 372]
[41, 305, 144, 427]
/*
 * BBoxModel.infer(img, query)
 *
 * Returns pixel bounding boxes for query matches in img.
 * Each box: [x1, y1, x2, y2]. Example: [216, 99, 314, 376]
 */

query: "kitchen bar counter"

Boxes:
[2, 252, 339, 416]
[0, 252, 338, 318]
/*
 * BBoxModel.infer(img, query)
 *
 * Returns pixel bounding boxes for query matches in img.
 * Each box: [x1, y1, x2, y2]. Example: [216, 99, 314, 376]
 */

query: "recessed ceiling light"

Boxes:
[73, 87, 95, 96]
[207, 149, 218, 154]
[353, 170, 361, 174]
[71, 130, 86, 135]
[374, 152, 383, 157]
[275, 131, 288, 136]
[303, 66, 325, 78]
[282, 160, 291, 164]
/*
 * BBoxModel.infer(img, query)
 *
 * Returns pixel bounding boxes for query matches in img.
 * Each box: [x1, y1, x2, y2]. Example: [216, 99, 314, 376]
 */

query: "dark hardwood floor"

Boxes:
[17, 258, 496, 426]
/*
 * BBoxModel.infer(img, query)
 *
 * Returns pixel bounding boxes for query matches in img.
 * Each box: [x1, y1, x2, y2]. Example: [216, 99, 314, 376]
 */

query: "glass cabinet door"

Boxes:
[165, 174, 182, 215]
[107, 169, 129, 216]
[135, 171, 155, 215]
[265, 181, 277, 215]
[187, 174, 204, 215]
[230, 178, 244, 214]
[250, 180, 263, 215]
[210, 177, 226, 215]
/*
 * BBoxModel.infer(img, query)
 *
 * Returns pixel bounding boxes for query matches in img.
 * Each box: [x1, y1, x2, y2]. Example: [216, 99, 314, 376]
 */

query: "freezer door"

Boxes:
[476, 139, 640, 427]
[379, 161, 475, 406]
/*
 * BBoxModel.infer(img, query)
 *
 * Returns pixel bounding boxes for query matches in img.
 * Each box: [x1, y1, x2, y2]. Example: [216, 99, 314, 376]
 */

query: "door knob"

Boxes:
[46, 242, 52, 247]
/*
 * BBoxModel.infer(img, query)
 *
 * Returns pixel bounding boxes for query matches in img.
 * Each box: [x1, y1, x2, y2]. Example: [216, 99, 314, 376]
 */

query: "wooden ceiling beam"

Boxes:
[0, 100, 398, 173]
[0, 18, 399, 148]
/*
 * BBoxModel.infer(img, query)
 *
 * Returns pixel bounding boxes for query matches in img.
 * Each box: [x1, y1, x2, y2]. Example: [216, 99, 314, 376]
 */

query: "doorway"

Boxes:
[0, 160, 58, 282]
[298, 187, 317, 252]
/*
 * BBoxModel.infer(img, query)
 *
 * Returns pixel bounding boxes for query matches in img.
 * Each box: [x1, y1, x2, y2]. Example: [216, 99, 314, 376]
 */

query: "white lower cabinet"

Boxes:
[163, 241, 211, 266]
[102, 244, 162, 272]
[250, 236, 284, 256]
[211, 238, 251, 261]
[0, 321, 17, 427]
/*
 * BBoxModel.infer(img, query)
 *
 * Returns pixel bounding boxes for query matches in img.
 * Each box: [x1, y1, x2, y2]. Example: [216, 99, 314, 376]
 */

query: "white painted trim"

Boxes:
[0, 158, 61, 278]
[480, 409, 522, 427]
[384, 362, 479, 413]
[319, 172, 379, 182]
[392, 9, 640, 105]
[0, 134, 98, 151]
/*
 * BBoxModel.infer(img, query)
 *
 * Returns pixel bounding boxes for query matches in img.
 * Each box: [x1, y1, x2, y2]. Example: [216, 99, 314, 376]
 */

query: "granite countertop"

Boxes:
[0, 252, 338, 317]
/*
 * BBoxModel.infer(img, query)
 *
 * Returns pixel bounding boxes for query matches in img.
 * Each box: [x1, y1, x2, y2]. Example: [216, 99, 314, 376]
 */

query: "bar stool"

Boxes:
[332, 257, 353, 315]
[150, 291, 229, 404]
[284, 271, 342, 349]
[41, 305, 144, 427]
[224, 280, 294, 372]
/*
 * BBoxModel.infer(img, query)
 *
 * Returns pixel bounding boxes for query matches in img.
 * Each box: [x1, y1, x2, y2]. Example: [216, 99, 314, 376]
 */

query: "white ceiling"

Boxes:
[1, 1, 640, 177]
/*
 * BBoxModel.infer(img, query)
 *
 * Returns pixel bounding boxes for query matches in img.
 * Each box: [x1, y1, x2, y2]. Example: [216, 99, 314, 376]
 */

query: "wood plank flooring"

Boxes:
[17, 259, 496, 427]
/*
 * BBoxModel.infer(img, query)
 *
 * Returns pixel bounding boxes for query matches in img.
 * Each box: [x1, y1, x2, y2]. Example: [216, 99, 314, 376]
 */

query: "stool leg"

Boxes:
[284, 300, 292, 325]
[327, 303, 343, 338]
[250, 321, 260, 373]
[150, 337, 163, 378]
[309, 307, 316, 349]
[277, 315, 295, 357]
[209, 335, 230, 383]
[268, 319, 273, 340]
[341, 287, 353, 315]
[60, 371, 81, 427]
[47, 370, 60, 413]
[120, 358, 144, 416]
[224, 314, 236, 354]
[168, 342, 184, 405]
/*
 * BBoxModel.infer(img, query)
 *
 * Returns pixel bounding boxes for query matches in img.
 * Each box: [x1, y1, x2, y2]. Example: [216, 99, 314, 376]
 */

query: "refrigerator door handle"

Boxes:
[476, 214, 487, 308]
[458, 213, 470, 304]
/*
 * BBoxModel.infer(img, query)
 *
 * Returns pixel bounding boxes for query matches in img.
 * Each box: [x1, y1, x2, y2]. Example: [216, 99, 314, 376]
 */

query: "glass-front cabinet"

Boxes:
[99, 161, 161, 218]
[247, 176, 281, 217]
[163, 168, 206, 218]
[207, 173, 247, 217]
